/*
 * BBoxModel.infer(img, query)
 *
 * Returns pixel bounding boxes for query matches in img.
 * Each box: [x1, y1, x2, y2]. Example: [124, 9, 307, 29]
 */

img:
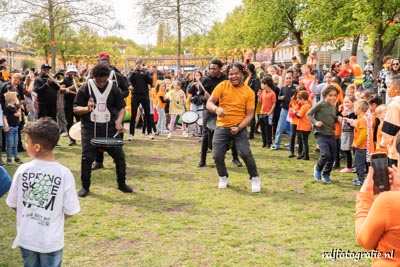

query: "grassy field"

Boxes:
[0, 130, 370, 266]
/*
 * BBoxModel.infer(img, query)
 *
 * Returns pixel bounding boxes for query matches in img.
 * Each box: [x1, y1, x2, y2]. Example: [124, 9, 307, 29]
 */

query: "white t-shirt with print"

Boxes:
[6, 159, 80, 253]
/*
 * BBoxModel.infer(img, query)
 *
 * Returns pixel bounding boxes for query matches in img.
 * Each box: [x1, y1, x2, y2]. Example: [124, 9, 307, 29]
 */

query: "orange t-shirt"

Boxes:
[289, 98, 299, 125]
[259, 90, 276, 115]
[157, 91, 166, 109]
[353, 116, 367, 149]
[375, 122, 388, 154]
[212, 80, 255, 127]
[296, 103, 312, 132]
[356, 191, 400, 266]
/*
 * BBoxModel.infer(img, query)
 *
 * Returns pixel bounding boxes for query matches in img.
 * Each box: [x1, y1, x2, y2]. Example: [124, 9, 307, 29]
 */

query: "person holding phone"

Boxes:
[355, 163, 400, 265]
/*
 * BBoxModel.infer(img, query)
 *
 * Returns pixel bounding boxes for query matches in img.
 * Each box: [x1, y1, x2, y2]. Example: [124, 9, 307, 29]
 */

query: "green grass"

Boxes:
[0, 131, 369, 266]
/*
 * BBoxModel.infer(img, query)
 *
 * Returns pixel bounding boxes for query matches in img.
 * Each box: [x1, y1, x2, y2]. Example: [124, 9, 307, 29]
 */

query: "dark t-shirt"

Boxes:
[4, 103, 20, 127]
[73, 80, 125, 137]
[33, 75, 60, 105]
[279, 84, 297, 110]
[128, 71, 153, 96]
[201, 73, 227, 94]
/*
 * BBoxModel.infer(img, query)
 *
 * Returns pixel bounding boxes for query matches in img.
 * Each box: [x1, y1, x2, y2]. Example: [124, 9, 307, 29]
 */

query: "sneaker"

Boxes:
[182, 132, 189, 138]
[353, 179, 363, 186]
[148, 134, 154, 140]
[162, 130, 170, 134]
[313, 165, 321, 181]
[340, 168, 353, 173]
[15, 158, 23, 164]
[231, 159, 242, 167]
[251, 177, 261, 193]
[118, 184, 133, 193]
[167, 133, 172, 139]
[270, 145, 279, 150]
[60, 132, 69, 137]
[6, 159, 12, 165]
[322, 174, 332, 184]
[218, 176, 228, 189]
[91, 162, 104, 170]
[288, 153, 295, 158]
[68, 140, 77, 146]
[78, 188, 90, 197]
[128, 135, 133, 141]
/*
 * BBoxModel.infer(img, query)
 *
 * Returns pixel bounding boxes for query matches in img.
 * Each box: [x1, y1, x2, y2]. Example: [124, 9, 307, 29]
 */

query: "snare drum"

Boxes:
[206, 117, 216, 131]
[181, 111, 199, 124]
[91, 137, 123, 148]
[197, 117, 203, 126]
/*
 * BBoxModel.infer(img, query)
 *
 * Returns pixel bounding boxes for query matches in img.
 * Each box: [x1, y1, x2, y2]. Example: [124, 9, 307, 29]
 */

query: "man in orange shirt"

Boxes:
[206, 63, 260, 193]
[355, 162, 400, 266]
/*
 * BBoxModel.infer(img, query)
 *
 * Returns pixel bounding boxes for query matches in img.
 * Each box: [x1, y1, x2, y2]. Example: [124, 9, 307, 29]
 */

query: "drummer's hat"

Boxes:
[66, 64, 78, 74]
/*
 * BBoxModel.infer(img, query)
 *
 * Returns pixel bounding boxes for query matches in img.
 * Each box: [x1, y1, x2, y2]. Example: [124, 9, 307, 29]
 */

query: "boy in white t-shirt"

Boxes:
[6, 117, 80, 267]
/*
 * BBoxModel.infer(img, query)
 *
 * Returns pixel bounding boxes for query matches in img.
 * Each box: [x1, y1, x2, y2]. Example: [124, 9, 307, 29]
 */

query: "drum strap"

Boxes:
[108, 70, 118, 88]
[88, 79, 112, 123]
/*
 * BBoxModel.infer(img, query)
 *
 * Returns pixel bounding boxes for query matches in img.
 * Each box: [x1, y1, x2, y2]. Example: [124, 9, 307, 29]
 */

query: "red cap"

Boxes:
[98, 52, 110, 59]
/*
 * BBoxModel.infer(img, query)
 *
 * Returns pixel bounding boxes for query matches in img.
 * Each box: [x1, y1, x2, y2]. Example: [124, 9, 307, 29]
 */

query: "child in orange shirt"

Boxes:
[294, 90, 312, 160]
[288, 88, 302, 158]
[258, 76, 276, 149]
[352, 100, 370, 186]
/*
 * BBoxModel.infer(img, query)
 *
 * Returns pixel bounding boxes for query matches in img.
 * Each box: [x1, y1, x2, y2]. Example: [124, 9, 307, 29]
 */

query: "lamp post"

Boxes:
[118, 44, 127, 74]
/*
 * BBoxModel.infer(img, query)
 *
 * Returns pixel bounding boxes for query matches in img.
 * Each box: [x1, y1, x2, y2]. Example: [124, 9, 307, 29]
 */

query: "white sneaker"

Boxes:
[251, 177, 261, 193]
[183, 132, 189, 138]
[162, 130, 170, 134]
[167, 133, 172, 139]
[128, 134, 133, 141]
[218, 176, 228, 189]
[148, 134, 154, 140]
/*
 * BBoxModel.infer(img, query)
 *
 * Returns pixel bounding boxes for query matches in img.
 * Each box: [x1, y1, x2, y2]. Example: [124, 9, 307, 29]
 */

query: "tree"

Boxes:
[135, 0, 217, 68]
[3, 0, 120, 71]
[241, 0, 308, 63]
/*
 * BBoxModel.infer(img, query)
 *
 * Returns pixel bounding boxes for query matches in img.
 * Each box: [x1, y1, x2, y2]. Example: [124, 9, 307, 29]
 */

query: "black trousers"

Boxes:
[64, 101, 80, 141]
[129, 95, 152, 136]
[81, 134, 126, 189]
[38, 103, 57, 121]
[199, 110, 239, 163]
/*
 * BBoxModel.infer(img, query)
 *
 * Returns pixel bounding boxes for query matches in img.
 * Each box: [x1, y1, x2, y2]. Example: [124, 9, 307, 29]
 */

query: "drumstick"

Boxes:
[113, 132, 119, 138]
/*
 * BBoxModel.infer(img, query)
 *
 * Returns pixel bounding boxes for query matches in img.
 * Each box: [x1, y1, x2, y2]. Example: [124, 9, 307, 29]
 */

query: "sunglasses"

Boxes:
[392, 63, 399, 66]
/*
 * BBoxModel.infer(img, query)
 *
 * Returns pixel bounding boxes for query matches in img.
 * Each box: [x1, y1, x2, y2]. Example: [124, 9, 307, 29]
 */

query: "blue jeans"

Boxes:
[156, 107, 167, 133]
[315, 134, 336, 176]
[274, 108, 288, 148]
[354, 148, 367, 181]
[212, 127, 258, 178]
[0, 166, 11, 197]
[5, 126, 19, 160]
[20, 247, 63, 267]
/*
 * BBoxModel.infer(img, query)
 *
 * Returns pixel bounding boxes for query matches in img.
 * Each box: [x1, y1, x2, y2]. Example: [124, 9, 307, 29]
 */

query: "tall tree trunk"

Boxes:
[351, 35, 360, 56]
[293, 31, 306, 64]
[271, 43, 275, 64]
[48, 0, 56, 72]
[176, 0, 181, 70]
[372, 24, 397, 78]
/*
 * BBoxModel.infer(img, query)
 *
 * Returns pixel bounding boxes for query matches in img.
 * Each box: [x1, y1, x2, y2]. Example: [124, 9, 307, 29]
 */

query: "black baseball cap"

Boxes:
[41, 63, 52, 69]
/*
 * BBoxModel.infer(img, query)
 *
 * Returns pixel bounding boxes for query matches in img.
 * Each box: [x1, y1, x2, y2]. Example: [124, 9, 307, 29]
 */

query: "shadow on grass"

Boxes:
[88, 190, 199, 214]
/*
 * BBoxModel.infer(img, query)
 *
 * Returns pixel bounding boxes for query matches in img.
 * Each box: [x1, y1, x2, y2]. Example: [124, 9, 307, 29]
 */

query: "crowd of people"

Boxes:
[0, 50, 399, 265]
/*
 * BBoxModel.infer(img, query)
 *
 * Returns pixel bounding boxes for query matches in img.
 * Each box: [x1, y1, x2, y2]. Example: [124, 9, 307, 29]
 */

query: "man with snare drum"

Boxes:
[73, 64, 132, 197]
